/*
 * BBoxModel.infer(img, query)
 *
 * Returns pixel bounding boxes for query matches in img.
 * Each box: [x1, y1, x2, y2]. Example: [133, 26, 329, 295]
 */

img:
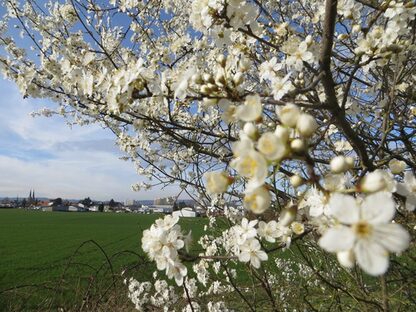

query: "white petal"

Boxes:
[251, 256, 261, 268]
[175, 275, 184, 286]
[361, 192, 395, 224]
[257, 250, 268, 261]
[373, 224, 410, 253]
[319, 226, 355, 252]
[354, 239, 389, 276]
[238, 251, 250, 263]
[396, 183, 409, 196]
[337, 250, 355, 268]
[328, 193, 360, 224]
[403, 171, 416, 186]
[405, 195, 416, 211]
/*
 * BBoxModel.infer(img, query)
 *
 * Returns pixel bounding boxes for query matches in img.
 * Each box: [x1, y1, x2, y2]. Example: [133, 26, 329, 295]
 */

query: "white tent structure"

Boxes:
[172, 207, 197, 218]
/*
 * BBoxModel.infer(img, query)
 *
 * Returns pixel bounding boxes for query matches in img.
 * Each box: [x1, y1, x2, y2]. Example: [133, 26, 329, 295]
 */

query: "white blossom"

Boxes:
[320, 193, 410, 275]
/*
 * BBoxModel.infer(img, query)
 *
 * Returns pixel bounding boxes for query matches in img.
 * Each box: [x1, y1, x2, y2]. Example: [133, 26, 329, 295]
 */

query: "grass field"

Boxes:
[1, 209, 414, 311]
[0, 209, 207, 310]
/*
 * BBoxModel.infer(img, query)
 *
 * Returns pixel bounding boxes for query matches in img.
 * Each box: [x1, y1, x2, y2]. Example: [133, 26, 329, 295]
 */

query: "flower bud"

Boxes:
[279, 103, 300, 128]
[330, 156, 349, 174]
[217, 54, 226, 67]
[290, 138, 306, 153]
[352, 24, 361, 33]
[215, 71, 226, 86]
[274, 125, 290, 142]
[239, 58, 251, 72]
[345, 156, 354, 169]
[389, 159, 406, 174]
[233, 72, 244, 85]
[337, 34, 349, 40]
[243, 122, 257, 139]
[290, 174, 304, 188]
[296, 113, 318, 137]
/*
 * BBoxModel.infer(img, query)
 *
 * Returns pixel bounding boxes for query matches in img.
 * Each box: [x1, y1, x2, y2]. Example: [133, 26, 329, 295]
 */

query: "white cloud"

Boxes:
[0, 78, 182, 201]
[0, 153, 179, 201]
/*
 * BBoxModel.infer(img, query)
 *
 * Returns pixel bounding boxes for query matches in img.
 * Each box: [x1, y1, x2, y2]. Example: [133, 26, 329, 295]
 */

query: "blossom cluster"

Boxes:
[1, 0, 415, 310]
[141, 215, 190, 286]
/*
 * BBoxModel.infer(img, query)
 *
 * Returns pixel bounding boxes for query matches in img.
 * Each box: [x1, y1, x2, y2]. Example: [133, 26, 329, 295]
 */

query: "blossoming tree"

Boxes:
[1, 0, 415, 310]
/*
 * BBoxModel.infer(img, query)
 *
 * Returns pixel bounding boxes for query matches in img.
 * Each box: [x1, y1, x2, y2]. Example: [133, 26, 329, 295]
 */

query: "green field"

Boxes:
[0, 209, 206, 311]
[1, 209, 414, 311]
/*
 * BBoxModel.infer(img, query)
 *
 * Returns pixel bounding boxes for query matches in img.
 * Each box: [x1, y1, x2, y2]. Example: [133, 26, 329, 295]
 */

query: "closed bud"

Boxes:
[274, 125, 290, 142]
[279, 103, 300, 128]
[239, 58, 251, 72]
[352, 24, 361, 33]
[243, 122, 257, 139]
[296, 113, 318, 137]
[217, 54, 227, 67]
[215, 71, 226, 86]
[233, 72, 244, 85]
[330, 156, 349, 174]
[290, 138, 306, 153]
[388, 158, 406, 174]
[345, 156, 354, 168]
[290, 174, 304, 188]
[337, 34, 349, 40]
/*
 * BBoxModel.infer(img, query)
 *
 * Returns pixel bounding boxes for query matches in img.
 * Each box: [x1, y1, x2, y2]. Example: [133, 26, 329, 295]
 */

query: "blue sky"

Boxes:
[0, 77, 180, 201]
[0, 1, 183, 201]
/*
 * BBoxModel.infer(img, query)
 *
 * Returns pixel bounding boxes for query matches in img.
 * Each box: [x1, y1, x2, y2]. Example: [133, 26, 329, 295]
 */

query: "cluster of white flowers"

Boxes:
[1, 0, 415, 309]
[126, 277, 179, 311]
[190, 0, 258, 35]
[319, 192, 410, 275]
[142, 215, 190, 285]
[205, 102, 318, 216]
[223, 217, 297, 269]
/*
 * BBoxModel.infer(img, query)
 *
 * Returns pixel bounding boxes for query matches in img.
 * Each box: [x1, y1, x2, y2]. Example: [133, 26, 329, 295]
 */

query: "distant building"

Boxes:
[147, 205, 173, 214]
[37, 200, 50, 206]
[172, 207, 197, 218]
[125, 199, 141, 206]
[27, 189, 37, 206]
[154, 197, 175, 205]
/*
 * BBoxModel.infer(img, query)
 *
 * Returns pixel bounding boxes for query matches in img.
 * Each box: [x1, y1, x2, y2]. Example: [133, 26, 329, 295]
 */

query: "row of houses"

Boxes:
[35, 202, 207, 217]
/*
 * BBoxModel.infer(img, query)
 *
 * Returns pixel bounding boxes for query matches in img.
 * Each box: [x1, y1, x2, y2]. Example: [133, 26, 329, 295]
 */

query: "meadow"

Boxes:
[0, 209, 207, 311]
[1, 209, 414, 311]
